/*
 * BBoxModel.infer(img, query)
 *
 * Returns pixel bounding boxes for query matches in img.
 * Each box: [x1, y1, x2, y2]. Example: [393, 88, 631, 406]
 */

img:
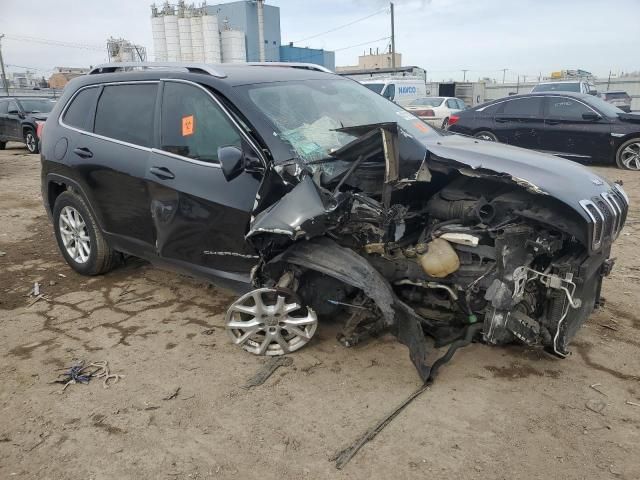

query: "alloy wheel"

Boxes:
[620, 142, 640, 170]
[225, 288, 318, 356]
[25, 132, 37, 153]
[58, 206, 91, 264]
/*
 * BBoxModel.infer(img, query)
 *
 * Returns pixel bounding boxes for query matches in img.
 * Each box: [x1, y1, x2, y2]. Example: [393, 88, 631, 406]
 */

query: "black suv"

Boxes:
[0, 96, 55, 153]
[41, 62, 628, 380]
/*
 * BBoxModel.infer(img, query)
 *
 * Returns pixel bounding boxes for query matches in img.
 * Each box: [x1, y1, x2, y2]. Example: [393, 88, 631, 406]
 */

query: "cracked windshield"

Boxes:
[244, 78, 437, 163]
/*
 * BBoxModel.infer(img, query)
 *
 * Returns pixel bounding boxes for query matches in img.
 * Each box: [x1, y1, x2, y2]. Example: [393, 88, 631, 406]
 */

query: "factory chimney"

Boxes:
[257, 0, 265, 62]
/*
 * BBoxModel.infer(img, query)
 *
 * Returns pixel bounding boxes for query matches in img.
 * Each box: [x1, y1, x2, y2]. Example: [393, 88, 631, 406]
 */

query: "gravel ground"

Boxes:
[1, 142, 639, 480]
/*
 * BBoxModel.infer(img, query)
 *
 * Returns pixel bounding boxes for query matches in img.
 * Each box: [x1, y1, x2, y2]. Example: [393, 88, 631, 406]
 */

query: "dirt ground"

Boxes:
[0, 142, 638, 480]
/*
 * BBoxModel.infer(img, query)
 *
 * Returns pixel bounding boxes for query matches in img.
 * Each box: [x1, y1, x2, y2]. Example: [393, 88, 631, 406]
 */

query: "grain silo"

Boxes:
[221, 23, 246, 64]
[151, 5, 168, 62]
[190, 13, 204, 62]
[202, 13, 221, 64]
[177, 4, 193, 62]
[163, 6, 181, 62]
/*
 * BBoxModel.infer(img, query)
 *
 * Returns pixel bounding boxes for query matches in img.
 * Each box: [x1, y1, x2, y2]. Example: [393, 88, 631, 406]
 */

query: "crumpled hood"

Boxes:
[425, 133, 613, 216]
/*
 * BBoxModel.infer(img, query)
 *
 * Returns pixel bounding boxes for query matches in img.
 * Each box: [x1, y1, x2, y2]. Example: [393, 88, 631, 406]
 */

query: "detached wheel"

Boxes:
[24, 128, 39, 154]
[615, 138, 640, 170]
[53, 191, 117, 275]
[474, 130, 498, 142]
[441, 117, 449, 129]
[225, 288, 318, 356]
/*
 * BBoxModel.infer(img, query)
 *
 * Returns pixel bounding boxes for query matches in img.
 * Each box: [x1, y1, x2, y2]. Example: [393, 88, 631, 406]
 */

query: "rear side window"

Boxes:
[501, 97, 542, 115]
[63, 87, 99, 131]
[0, 100, 8, 114]
[160, 81, 241, 163]
[94, 83, 157, 147]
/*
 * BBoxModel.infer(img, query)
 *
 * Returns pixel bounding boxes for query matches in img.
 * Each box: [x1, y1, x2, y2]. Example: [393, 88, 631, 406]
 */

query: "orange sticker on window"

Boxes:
[414, 121, 429, 132]
[182, 115, 195, 136]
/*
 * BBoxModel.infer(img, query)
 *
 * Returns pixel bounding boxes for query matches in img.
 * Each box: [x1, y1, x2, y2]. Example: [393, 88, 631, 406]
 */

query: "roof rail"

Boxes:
[88, 62, 227, 78]
[245, 62, 333, 74]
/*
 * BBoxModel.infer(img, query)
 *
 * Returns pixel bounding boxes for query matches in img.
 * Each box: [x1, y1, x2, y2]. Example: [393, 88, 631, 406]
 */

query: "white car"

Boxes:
[405, 97, 466, 129]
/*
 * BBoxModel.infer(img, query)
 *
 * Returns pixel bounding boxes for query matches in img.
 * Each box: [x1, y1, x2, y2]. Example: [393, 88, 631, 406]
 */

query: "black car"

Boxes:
[41, 62, 628, 381]
[0, 96, 55, 153]
[447, 92, 640, 170]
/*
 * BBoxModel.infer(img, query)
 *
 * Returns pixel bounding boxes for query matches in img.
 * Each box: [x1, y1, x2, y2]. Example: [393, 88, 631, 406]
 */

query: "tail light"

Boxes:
[448, 114, 460, 126]
[36, 120, 46, 139]
[414, 109, 435, 117]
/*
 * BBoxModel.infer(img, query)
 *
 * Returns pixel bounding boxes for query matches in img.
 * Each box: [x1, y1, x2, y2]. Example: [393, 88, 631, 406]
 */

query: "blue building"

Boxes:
[279, 44, 335, 71]
[205, 1, 281, 62]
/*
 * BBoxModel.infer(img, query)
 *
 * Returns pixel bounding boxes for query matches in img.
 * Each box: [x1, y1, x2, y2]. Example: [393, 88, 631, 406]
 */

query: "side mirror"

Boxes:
[8, 109, 20, 115]
[217, 145, 244, 181]
[582, 112, 601, 121]
[588, 90, 598, 96]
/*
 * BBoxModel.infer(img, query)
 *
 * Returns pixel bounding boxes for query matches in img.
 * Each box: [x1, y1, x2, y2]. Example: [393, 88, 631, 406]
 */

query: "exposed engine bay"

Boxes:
[228, 123, 627, 381]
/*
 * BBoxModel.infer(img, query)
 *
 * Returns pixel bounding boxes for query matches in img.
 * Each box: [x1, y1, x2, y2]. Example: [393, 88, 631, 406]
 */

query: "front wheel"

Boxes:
[474, 131, 498, 142]
[24, 128, 39, 154]
[615, 138, 640, 170]
[53, 191, 118, 275]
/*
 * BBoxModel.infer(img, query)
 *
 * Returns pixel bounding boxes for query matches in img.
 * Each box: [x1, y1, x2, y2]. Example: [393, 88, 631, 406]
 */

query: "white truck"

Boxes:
[359, 77, 427, 106]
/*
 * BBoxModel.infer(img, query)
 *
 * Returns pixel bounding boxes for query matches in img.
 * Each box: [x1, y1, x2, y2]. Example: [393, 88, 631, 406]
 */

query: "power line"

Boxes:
[286, 7, 388, 45]
[3, 34, 104, 52]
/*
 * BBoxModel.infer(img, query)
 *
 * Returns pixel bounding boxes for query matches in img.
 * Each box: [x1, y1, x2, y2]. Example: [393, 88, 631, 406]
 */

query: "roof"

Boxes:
[485, 91, 593, 103]
[536, 80, 587, 84]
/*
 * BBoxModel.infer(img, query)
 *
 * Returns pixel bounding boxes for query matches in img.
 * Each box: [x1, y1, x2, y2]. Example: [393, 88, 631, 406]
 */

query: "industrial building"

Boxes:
[150, 0, 335, 70]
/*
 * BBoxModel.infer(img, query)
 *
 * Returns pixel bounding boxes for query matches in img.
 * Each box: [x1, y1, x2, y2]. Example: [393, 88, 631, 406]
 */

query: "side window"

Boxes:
[160, 81, 242, 163]
[0, 100, 8, 115]
[62, 87, 100, 131]
[8, 100, 19, 114]
[94, 83, 157, 147]
[501, 97, 542, 116]
[546, 97, 593, 119]
[446, 99, 457, 108]
[457, 99, 466, 109]
[383, 84, 395, 101]
[478, 102, 502, 115]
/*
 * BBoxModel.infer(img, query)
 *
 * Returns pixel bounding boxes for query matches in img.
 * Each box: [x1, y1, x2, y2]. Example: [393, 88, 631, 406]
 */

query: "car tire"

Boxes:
[0, 141, 6, 150]
[53, 191, 118, 276]
[24, 127, 39, 154]
[615, 138, 640, 170]
[474, 131, 498, 142]
[441, 117, 449, 129]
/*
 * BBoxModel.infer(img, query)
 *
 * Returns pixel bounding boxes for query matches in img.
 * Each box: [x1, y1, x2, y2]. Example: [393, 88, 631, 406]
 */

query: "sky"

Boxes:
[1, 0, 639, 82]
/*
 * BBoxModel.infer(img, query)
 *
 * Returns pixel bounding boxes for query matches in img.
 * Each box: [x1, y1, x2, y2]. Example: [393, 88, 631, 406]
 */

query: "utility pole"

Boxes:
[390, 2, 396, 69]
[462, 69, 468, 81]
[501, 68, 508, 84]
[607, 70, 612, 91]
[0, 34, 9, 96]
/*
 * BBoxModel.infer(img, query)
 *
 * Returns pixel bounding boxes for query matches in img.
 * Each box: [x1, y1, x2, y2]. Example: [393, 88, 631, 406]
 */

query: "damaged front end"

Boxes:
[232, 122, 628, 381]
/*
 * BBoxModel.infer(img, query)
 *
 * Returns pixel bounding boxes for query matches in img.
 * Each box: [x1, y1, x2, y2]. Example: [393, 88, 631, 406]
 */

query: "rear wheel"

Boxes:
[474, 130, 498, 142]
[615, 138, 640, 170]
[53, 191, 118, 275]
[24, 128, 39, 154]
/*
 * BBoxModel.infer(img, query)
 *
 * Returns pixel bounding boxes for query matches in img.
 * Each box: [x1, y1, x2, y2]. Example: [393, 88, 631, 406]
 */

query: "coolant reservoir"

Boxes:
[418, 238, 460, 278]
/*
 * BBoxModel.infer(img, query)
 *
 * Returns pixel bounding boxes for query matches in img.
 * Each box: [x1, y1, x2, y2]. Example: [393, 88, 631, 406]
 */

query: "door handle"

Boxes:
[73, 147, 93, 158]
[149, 166, 175, 180]
[545, 119, 561, 125]
[495, 117, 509, 123]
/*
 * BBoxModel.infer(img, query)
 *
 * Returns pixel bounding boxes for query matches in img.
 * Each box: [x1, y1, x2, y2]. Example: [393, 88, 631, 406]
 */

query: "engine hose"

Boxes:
[428, 323, 483, 381]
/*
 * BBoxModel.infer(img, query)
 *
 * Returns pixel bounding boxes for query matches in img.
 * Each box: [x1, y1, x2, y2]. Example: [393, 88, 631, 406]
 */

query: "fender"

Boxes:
[44, 173, 106, 232]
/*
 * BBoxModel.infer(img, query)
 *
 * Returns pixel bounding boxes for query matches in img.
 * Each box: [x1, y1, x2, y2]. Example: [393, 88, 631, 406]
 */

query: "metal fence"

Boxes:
[0, 87, 63, 98]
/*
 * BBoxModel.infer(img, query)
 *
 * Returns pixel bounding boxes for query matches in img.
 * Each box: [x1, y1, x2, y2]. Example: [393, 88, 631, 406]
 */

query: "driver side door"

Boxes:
[6, 100, 23, 140]
[146, 80, 263, 283]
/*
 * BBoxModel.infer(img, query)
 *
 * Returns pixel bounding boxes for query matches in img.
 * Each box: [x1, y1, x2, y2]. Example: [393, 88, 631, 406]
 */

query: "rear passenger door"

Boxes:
[64, 82, 158, 255]
[493, 97, 544, 149]
[146, 79, 262, 281]
[6, 100, 22, 140]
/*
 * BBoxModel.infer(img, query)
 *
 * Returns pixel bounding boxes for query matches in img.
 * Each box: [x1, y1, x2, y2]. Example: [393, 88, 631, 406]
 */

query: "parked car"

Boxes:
[447, 92, 640, 170]
[41, 62, 627, 381]
[360, 77, 427, 106]
[600, 90, 632, 112]
[0, 96, 55, 153]
[405, 96, 466, 129]
[531, 80, 596, 95]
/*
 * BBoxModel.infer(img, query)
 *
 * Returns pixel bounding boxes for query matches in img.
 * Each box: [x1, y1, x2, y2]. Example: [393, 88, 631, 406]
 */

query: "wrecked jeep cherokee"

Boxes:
[41, 62, 628, 381]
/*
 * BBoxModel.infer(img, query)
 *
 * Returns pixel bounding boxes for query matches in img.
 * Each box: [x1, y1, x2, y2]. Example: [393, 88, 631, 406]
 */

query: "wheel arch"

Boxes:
[45, 174, 105, 232]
